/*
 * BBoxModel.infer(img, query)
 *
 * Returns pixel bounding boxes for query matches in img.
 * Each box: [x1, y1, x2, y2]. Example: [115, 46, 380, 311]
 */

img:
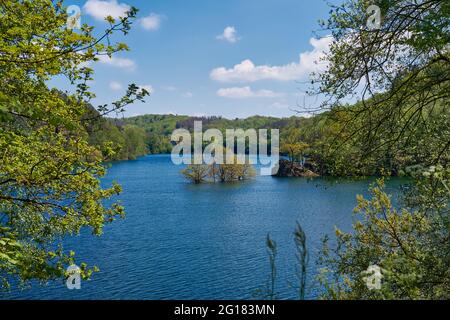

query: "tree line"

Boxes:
[115, 105, 448, 177]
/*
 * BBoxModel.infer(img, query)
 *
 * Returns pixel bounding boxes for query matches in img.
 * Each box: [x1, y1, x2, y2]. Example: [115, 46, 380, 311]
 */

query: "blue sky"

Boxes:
[62, 0, 337, 118]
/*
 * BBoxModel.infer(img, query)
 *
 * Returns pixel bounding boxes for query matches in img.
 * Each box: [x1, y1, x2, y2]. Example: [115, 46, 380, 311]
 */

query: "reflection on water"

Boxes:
[2, 155, 405, 300]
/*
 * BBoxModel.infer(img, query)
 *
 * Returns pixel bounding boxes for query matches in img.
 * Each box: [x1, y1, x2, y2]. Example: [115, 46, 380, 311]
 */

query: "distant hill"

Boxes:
[114, 114, 315, 154]
[96, 95, 446, 177]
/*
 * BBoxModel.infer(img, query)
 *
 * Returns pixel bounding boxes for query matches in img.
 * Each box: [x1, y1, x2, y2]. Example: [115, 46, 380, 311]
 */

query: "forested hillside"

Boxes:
[85, 115, 148, 161]
[105, 99, 448, 176]
[118, 114, 308, 154]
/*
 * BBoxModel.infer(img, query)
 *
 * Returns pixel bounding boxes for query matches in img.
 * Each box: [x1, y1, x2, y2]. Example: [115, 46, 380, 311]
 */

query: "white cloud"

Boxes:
[109, 81, 123, 91]
[211, 37, 333, 82]
[217, 86, 283, 99]
[97, 55, 136, 70]
[84, 0, 131, 21]
[139, 13, 163, 31]
[138, 85, 154, 94]
[183, 91, 193, 98]
[217, 26, 240, 43]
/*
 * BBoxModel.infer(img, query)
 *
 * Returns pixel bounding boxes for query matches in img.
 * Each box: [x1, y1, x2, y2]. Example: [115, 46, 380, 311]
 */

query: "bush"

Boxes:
[318, 166, 450, 299]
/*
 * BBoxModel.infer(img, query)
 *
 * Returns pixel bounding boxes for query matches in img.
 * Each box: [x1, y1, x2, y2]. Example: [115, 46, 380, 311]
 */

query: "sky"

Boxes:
[60, 0, 338, 119]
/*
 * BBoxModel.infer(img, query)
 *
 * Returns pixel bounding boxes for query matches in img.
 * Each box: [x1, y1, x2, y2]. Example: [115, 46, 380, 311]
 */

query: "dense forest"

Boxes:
[110, 114, 303, 155]
[97, 101, 448, 177]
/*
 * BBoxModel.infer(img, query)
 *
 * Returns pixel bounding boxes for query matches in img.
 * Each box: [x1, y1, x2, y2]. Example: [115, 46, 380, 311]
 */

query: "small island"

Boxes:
[181, 149, 256, 184]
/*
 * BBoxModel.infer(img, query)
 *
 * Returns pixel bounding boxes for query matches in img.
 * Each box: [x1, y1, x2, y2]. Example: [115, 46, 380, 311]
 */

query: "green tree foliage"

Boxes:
[0, 0, 148, 289]
[182, 145, 255, 184]
[294, 222, 308, 300]
[123, 114, 188, 154]
[256, 234, 278, 300]
[314, 0, 449, 299]
[87, 114, 148, 161]
[314, 0, 449, 168]
[87, 118, 126, 160]
[318, 167, 449, 299]
[181, 164, 210, 184]
[123, 108, 449, 177]
[182, 159, 256, 184]
[280, 128, 309, 164]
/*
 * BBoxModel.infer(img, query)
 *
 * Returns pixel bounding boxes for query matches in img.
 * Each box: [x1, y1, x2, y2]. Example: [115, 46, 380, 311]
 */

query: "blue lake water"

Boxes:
[2, 155, 405, 300]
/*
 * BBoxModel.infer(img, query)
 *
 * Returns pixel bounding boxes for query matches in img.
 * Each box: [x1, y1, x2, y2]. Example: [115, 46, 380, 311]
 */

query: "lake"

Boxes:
[2, 155, 405, 300]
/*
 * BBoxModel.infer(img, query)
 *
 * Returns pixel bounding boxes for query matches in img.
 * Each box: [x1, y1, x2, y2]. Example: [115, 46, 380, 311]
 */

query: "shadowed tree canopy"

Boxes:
[313, 0, 449, 167]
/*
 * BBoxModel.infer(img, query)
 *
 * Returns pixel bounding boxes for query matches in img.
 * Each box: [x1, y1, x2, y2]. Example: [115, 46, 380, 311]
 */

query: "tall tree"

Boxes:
[0, 0, 149, 289]
[314, 0, 449, 166]
[315, 0, 449, 299]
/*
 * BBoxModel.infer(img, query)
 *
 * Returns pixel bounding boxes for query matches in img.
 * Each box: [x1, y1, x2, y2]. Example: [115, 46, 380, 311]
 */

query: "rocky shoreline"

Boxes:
[275, 159, 320, 178]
